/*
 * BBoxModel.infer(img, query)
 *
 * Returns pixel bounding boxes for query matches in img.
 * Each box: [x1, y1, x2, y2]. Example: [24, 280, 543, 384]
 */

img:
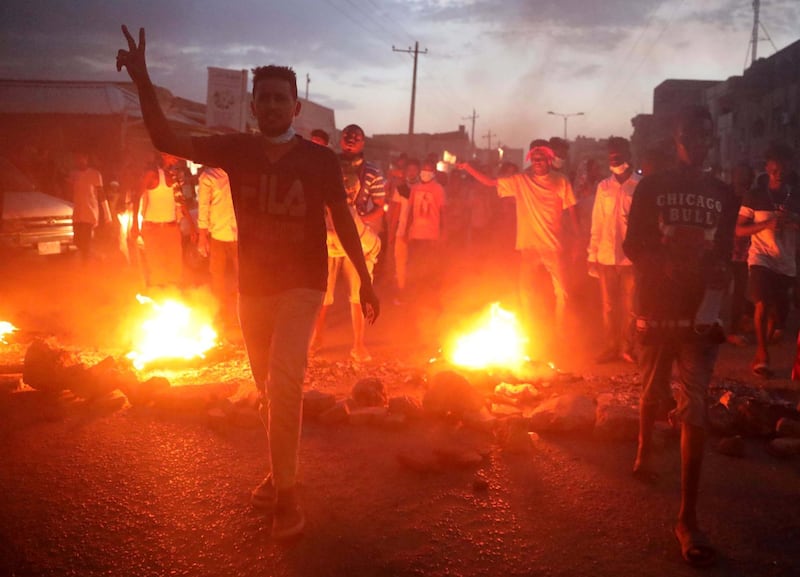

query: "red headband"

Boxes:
[526, 145, 556, 163]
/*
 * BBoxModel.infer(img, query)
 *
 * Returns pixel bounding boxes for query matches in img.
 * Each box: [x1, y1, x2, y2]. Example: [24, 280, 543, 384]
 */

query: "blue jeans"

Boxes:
[239, 288, 324, 490]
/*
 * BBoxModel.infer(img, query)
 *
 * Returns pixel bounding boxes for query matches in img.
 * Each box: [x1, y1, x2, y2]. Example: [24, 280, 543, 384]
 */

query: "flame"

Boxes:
[126, 294, 217, 370]
[118, 210, 144, 262]
[0, 321, 17, 344]
[446, 302, 529, 370]
[117, 209, 142, 238]
[118, 210, 131, 235]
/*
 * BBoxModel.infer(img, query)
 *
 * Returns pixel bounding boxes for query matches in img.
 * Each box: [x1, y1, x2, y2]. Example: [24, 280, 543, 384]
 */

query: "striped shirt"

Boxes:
[340, 155, 386, 217]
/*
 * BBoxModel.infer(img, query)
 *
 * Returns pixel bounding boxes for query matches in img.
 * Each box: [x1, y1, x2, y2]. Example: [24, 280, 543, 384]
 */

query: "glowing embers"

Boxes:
[0, 321, 18, 344]
[126, 294, 217, 371]
[446, 302, 529, 371]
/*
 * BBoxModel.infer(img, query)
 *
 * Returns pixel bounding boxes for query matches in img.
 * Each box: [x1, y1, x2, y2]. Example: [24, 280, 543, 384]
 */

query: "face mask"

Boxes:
[262, 127, 296, 144]
[419, 170, 435, 183]
[609, 162, 629, 175]
[552, 157, 565, 169]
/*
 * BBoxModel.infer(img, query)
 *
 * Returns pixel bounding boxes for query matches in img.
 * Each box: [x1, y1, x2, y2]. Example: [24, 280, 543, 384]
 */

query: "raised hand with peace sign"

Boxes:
[116, 25, 150, 85]
[115, 25, 192, 160]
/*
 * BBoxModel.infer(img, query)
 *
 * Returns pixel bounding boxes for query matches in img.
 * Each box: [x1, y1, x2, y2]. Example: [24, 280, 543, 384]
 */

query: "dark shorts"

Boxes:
[73, 222, 93, 253]
[639, 338, 718, 428]
[749, 265, 794, 305]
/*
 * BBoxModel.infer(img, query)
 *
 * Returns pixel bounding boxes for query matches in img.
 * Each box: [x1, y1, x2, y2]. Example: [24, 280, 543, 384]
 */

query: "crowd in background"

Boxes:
[5, 127, 800, 372]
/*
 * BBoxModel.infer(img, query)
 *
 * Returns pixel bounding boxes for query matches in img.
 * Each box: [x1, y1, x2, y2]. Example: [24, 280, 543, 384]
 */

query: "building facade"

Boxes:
[631, 38, 800, 181]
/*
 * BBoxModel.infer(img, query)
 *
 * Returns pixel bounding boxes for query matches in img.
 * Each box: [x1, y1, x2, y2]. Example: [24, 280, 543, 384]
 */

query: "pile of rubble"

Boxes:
[4, 340, 800, 461]
[708, 381, 800, 458]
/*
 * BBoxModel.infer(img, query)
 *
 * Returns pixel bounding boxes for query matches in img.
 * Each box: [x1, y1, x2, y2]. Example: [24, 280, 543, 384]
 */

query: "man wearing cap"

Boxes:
[458, 140, 578, 346]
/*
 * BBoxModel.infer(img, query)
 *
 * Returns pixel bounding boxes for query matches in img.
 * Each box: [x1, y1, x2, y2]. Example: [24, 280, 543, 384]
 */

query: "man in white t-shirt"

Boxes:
[459, 140, 578, 343]
[197, 166, 238, 326]
[735, 144, 799, 376]
[70, 150, 110, 263]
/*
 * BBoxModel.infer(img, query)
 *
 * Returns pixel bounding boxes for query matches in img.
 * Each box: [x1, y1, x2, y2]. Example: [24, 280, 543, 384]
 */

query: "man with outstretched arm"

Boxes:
[117, 25, 379, 540]
[458, 140, 578, 351]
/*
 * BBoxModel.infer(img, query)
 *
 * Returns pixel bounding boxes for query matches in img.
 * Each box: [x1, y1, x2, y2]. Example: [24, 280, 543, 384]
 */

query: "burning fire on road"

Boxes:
[0, 321, 18, 344]
[126, 294, 217, 371]
[433, 302, 566, 390]
[444, 302, 530, 371]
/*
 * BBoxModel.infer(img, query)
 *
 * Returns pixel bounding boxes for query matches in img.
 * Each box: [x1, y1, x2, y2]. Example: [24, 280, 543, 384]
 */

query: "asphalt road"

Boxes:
[2, 248, 800, 577]
[2, 390, 799, 577]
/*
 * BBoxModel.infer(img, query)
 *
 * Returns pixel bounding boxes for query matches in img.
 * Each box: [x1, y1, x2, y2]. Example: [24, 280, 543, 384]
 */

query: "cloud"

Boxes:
[0, 0, 796, 148]
[684, 0, 800, 39]
[0, 0, 408, 85]
[415, 0, 664, 31]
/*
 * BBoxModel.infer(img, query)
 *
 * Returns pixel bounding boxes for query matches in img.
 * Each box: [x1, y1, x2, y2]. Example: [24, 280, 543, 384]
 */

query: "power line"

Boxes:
[321, 0, 461, 133]
[317, 0, 479, 137]
[419, 72, 468, 120]
[423, 61, 473, 112]
[321, 0, 394, 46]
[385, 43, 471, 135]
[361, 0, 416, 43]
[626, 0, 686, 83]
[759, 20, 779, 54]
[339, 0, 409, 44]
[482, 129, 497, 150]
[601, 0, 687, 115]
[585, 0, 667, 120]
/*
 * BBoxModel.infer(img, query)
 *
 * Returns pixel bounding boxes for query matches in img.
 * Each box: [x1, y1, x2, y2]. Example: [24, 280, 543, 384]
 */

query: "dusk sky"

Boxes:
[1, 0, 798, 149]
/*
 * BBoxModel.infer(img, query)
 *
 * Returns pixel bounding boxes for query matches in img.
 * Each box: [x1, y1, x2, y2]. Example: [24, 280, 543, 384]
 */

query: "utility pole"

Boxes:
[305, 73, 310, 101]
[462, 108, 479, 157]
[482, 130, 498, 168]
[393, 41, 428, 137]
[482, 130, 497, 151]
[751, 0, 760, 65]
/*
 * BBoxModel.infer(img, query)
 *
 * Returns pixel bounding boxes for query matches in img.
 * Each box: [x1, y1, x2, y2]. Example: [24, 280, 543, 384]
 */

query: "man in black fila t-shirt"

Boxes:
[117, 26, 379, 540]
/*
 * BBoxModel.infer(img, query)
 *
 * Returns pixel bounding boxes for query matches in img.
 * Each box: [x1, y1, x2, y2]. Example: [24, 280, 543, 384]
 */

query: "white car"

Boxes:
[0, 159, 74, 256]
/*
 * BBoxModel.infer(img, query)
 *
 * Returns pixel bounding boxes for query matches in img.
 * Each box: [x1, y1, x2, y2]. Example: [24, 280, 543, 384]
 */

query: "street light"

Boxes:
[547, 110, 585, 141]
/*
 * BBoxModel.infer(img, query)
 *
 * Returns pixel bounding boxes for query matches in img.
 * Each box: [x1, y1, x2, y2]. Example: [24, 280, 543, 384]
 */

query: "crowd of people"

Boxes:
[55, 115, 800, 388]
[335, 105, 798, 568]
[5, 21, 796, 561]
[20, 22, 784, 562]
